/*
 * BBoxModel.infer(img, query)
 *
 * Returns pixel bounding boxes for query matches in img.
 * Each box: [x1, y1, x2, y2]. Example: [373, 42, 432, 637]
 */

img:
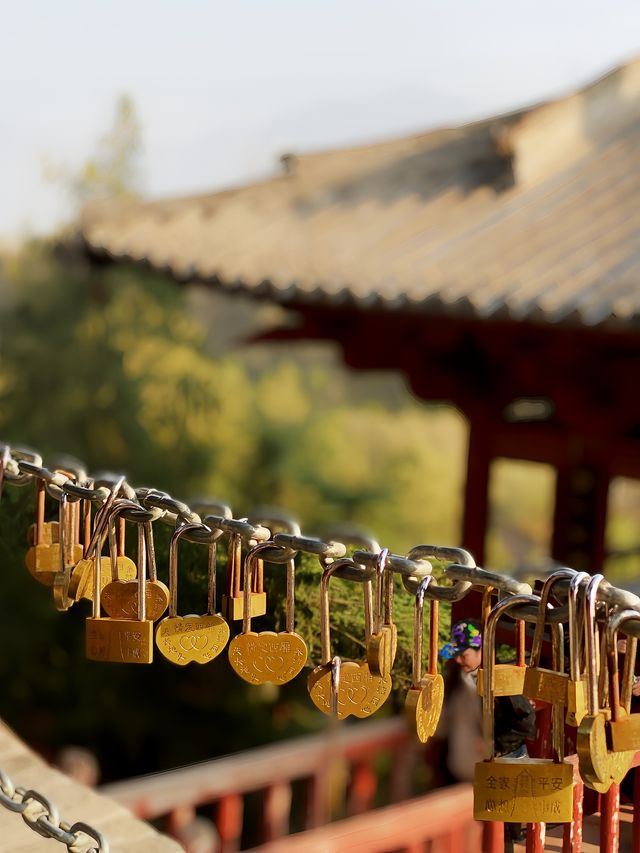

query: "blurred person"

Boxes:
[56, 746, 100, 787]
[434, 656, 484, 784]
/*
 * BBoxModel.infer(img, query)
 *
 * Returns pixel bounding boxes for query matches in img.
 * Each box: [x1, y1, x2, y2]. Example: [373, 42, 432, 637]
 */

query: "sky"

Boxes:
[1, 0, 639, 239]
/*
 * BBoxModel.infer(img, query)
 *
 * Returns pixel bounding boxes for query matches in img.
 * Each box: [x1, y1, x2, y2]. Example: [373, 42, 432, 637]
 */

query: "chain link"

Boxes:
[0, 766, 108, 851]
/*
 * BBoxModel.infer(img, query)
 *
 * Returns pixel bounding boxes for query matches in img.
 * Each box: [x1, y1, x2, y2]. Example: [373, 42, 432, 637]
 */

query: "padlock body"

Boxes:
[474, 758, 573, 822]
[27, 521, 59, 546]
[578, 712, 635, 791]
[522, 666, 568, 704]
[69, 556, 137, 601]
[366, 623, 397, 678]
[308, 660, 391, 719]
[25, 542, 84, 585]
[609, 713, 640, 752]
[565, 678, 587, 726]
[405, 673, 444, 743]
[221, 591, 267, 621]
[477, 664, 526, 697]
[86, 617, 153, 664]
[228, 630, 307, 684]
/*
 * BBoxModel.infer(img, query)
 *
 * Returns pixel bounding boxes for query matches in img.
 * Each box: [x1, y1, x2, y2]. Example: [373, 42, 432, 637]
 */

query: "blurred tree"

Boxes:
[44, 93, 142, 205]
[0, 94, 471, 779]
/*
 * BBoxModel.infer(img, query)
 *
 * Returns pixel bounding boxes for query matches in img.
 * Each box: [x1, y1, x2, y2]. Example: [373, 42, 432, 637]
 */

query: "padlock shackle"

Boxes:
[606, 609, 640, 717]
[102, 499, 150, 621]
[483, 593, 541, 758]
[168, 521, 206, 618]
[550, 620, 566, 761]
[35, 477, 46, 544]
[529, 569, 576, 668]
[320, 557, 371, 664]
[88, 488, 130, 617]
[330, 655, 341, 717]
[568, 572, 590, 682]
[240, 541, 290, 634]
[412, 575, 438, 689]
[372, 548, 390, 635]
[584, 574, 605, 717]
[52, 492, 72, 611]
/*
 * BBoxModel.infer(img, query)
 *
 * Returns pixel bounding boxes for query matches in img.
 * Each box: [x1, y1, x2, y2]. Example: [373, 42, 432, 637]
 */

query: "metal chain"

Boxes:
[2, 441, 640, 610]
[0, 766, 108, 851]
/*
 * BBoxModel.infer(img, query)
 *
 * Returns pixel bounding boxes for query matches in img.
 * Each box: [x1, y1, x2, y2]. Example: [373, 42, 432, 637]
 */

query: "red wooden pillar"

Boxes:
[562, 757, 583, 853]
[551, 455, 609, 574]
[461, 415, 492, 565]
[217, 793, 244, 853]
[348, 759, 377, 815]
[601, 782, 621, 853]
[481, 821, 503, 853]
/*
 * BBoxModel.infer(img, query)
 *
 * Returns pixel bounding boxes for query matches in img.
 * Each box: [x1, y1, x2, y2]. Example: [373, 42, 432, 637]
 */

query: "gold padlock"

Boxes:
[607, 609, 640, 751]
[474, 592, 574, 824]
[85, 499, 153, 664]
[404, 575, 444, 743]
[221, 531, 267, 620]
[308, 557, 391, 719]
[27, 521, 59, 546]
[155, 522, 230, 665]
[577, 574, 635, 792]
[101, 519, 170, 622]
[25, 479, 76, 585]
[366, 548, 397, 678]
[522, 569, 575, 706]
[477, 586, 526, 697]
[228, 541, 307, 684]
[68, 507, 137, 602]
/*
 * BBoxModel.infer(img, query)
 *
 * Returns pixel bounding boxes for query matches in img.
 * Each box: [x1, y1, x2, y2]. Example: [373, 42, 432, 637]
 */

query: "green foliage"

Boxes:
[0, 239, 468, 777]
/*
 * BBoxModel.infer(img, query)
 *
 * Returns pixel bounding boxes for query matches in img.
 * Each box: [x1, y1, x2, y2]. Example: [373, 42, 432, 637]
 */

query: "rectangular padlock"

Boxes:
[523, 666, 568, 705]
[86, 617, 153, 664]
[474, 758, 574, 822]
[222, 591, 267, 621]
[609, 714, 640, 752]
[477, 664, 526, 697]
[475, 593, 573, 825]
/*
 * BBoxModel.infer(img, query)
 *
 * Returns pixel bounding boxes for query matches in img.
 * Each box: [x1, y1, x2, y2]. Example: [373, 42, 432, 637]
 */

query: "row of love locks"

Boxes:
[5, 443, 640, 827]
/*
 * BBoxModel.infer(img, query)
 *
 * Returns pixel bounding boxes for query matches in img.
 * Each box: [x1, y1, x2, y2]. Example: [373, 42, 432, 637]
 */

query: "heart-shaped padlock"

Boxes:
[155, 521, 230, 665]
[307, 557, 391, 719]
[228, 540, 307, 685]
[404, 575, 444, 743]
[102, 520, 169, 621]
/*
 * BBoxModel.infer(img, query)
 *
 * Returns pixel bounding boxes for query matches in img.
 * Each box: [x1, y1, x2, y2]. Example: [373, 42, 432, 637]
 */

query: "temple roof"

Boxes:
[80, 59, 640, 330]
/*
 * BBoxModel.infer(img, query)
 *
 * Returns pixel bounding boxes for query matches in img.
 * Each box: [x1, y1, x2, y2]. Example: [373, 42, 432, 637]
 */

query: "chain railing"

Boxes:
[3, 441, 640, 612]
[0, 766, 107, 852]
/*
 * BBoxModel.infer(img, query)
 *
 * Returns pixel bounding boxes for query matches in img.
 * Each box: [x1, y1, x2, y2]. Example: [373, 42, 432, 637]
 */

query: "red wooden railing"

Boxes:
[102, 717, 640, 853]
[102, 717, 426, 851]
